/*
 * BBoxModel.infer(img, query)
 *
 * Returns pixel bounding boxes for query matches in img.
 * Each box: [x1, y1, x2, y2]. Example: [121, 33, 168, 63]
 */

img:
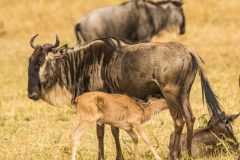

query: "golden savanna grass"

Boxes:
[0, 0, 239, 159]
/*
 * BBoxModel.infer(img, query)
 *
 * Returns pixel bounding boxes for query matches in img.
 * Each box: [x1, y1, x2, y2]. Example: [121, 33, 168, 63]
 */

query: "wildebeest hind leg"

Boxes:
[163, 88, 185, 160]
[181, 95, 195, 157]
[97, 124, 105, 160]
[111, 126, 124, 160]
[180, 62, 197, 157]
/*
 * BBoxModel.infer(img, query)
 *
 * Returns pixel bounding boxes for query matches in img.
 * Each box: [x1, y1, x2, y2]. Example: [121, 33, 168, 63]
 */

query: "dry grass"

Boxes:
[0, 0, 239, 159]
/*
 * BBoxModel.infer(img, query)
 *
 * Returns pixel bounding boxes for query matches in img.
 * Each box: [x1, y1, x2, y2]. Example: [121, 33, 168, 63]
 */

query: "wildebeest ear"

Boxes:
[228, 113, 240, 122]
[57, 44, 68, 54]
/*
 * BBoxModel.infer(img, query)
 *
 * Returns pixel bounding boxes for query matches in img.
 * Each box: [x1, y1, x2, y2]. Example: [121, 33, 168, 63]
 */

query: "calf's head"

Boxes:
[208, 113, 240, 150]
[28, 34, 60, 100]
[173, 113, 240, 157]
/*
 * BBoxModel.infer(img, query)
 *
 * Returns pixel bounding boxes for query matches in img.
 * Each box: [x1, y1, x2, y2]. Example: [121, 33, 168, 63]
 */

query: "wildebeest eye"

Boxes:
[57, 44, 68, 54]
[37, 53, 46, 65]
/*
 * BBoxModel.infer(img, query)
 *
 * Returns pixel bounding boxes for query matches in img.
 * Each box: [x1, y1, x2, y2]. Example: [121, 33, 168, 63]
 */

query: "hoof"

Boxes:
[98, 157, 104, 160]
[116, 155, 124, 160]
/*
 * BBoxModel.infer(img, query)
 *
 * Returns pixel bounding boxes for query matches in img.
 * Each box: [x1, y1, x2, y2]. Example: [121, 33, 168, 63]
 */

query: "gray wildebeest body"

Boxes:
[75, 0, 185, 43]
[28, 35, 228, 160]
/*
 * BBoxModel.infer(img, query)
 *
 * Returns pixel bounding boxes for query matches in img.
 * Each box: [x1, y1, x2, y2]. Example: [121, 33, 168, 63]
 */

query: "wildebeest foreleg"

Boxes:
[111, 127, 124, 160]
[97, 124, 105, 160]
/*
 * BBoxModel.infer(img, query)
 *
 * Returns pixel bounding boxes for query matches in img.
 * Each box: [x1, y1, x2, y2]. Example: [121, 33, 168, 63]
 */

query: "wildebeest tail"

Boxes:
[190, 52, 227, 121]
[74, 23, 83, 43]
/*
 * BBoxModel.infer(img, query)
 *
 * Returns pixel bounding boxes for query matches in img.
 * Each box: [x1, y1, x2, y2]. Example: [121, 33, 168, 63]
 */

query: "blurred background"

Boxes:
[0, 0, 239, 159]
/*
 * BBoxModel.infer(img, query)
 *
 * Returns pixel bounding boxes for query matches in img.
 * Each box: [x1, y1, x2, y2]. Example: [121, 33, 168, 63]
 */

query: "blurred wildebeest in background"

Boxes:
[170, 114, 240, 157]
[28, 35, 231, 160]
[75, 0, 185, 43]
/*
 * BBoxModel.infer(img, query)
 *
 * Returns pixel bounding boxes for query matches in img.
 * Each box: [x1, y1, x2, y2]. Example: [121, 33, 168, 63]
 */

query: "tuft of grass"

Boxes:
[57, 112, 71, 122]
[198, 114, 209, 128]
[211, 132, 239, 158]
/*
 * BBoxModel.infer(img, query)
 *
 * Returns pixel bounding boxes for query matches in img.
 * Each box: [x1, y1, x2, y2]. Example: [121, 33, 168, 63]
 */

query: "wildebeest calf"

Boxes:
[71, 92, 168, 160]
[170, 114, 240, 157]
[149, 102, 240, 157]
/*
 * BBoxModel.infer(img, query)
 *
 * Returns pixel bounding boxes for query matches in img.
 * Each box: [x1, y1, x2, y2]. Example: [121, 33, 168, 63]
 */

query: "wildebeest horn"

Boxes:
[30, 34, 39, 49]
[171, 0, 183, 6]
[228, 113, 240, 122]
[51, 34, 60, 49]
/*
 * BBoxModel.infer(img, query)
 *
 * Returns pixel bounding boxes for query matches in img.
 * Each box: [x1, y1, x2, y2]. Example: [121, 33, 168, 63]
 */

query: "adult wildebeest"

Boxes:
[75, 0, 185, 43]
[28, 35, 229, 160]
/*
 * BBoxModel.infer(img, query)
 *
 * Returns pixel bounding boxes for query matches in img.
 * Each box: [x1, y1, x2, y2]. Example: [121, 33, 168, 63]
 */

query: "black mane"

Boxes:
[63, 37, 139, 56]
[50, 37, 129, 103]
[96, 37, 140, 51]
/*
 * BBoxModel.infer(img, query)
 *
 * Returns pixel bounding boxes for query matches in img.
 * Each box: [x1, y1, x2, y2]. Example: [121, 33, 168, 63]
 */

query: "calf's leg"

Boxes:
[126, 129, 140, 160]
[134, 124, 162, 160]
[71, 122, 91, 160]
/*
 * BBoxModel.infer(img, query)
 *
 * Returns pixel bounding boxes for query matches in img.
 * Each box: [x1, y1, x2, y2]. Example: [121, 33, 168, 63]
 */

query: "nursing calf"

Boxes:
[71, 92, 168, 160]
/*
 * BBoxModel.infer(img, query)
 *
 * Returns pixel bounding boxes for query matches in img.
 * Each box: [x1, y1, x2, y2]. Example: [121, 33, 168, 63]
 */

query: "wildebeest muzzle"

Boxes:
[28, 88, 40, 101]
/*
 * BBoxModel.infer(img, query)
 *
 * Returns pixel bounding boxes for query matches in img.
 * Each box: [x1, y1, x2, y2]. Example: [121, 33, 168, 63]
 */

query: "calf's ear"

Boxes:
[228, 113, 240, 122]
